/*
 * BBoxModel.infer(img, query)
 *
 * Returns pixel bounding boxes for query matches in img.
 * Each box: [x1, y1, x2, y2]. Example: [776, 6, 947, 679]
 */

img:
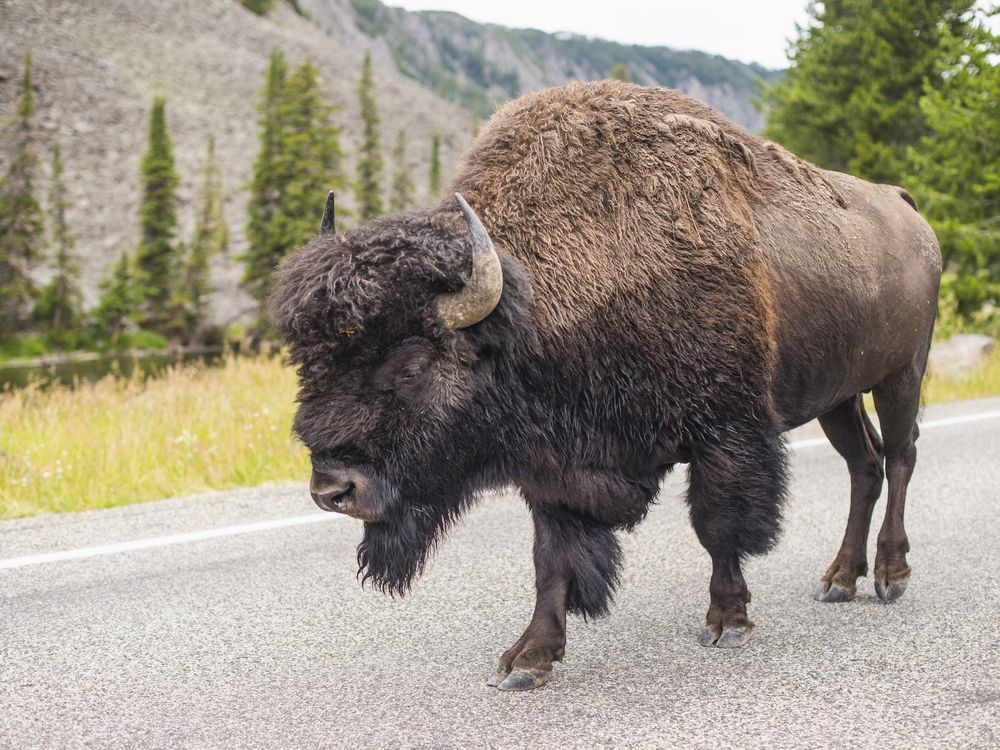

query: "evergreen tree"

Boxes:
[35, 143, 82, 342]
[275, 61, 345, 247]
[93, 251, 136, 340]
[428, 131, 442, 197]
[243, 49, 288, 302]
[242, 53, 344, 305]
[177, 136, 229, 339]
[610, 63, 630, 82]
[907, 14, 1000, 323]
[133, 96, 180, 332]
[761, 0, 976, 184]
[354, 52, 383, 220]
[389, 129, 414, 212]
[0, 52, 45, 338]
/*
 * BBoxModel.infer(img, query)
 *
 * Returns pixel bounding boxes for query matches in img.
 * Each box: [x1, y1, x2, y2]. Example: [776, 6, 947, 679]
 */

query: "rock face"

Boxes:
[0, 0, 476, 323]
[928, 334, 996, 379]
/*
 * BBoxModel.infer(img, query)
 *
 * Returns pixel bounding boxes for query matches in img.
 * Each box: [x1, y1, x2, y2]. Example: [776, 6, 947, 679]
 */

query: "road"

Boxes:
[2, 398, 999, 749]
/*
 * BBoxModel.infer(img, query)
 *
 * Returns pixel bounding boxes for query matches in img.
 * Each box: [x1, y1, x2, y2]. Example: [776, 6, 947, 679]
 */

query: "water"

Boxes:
[0, 347, 231, 390]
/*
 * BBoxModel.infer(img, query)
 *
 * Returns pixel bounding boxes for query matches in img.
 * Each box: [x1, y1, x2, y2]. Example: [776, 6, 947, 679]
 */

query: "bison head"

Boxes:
[270, 194, 535, 595]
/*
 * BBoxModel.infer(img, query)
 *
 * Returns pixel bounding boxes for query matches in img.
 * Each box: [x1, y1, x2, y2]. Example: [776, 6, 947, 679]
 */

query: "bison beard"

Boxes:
[356, 500, 461, 596]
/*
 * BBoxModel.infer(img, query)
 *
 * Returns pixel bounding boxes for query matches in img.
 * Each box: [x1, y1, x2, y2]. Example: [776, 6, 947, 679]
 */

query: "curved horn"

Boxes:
[320, 191, 336, 236]
[435, 193, 504, 329]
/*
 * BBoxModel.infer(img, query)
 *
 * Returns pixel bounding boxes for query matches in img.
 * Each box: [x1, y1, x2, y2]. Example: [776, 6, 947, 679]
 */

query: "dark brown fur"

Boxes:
[272, 81, 941, 690]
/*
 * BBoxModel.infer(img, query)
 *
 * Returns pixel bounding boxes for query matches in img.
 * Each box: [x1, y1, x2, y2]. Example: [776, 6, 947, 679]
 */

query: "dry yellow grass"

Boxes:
[922, 345, 1000, 404]
[1, 347, 997, 521]
[0, 354, 308, 520]
[860, 346, 1000, 412]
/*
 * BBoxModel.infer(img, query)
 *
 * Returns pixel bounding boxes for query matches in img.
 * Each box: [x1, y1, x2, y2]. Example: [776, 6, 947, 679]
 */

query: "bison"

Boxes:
[271, 81, 941, 691]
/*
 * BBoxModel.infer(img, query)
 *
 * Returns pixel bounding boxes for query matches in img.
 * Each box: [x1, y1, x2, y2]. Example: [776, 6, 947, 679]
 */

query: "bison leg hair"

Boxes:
[869, 363, 925, 602]
[487, 501, 621, 691]
[814, 395, 885, 602]
[686, 423, 787, 648]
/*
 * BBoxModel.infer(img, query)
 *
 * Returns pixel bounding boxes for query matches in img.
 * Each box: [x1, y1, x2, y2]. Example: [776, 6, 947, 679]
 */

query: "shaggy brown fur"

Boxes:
[271, 80, 941, 691]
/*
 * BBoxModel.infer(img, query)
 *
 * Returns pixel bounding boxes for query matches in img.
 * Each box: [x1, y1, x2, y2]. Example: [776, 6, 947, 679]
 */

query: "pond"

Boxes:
[0, 347, 233, 390]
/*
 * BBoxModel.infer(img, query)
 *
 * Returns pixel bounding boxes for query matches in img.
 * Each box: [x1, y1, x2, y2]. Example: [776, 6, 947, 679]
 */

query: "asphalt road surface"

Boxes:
[2, 398, 1000, 749]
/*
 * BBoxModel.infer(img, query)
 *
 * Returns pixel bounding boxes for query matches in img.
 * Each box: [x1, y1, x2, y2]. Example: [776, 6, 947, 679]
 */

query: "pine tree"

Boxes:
[761, 0, 976, 184]
[907, 14, 1000, 323]
[389, 129, 414, 212]
[0, 52, 45, 338]
[354, 52, 383, 220]
[35, 142, 82, 342]
[428, 131, 442, 198]
[133, 96, 180, 332]
[242, 54, 344, 305]
[243, 49, 288, 303]
[274, 61, 345, 249]
[93, 251, 136, 341]
[177, 136, 229, 339]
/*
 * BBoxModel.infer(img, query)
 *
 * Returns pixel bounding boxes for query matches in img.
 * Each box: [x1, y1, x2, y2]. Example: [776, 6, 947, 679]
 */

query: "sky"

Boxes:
[390, 0, 814, 69]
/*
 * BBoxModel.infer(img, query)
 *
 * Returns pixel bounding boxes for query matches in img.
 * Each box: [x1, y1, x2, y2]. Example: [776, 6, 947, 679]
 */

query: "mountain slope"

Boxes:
[305, 0, 778, 130]
[0, 0, 476, 320]
[2, 0, 778, 324]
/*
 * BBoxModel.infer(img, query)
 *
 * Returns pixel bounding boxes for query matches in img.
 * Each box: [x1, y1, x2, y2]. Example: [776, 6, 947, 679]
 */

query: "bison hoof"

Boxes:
[874, 575, 909, 603]
[814, 581, 856, 603]
[486, 664, 509, 688]
[698, 624, 753, 649]
[489, 667, 551, 691]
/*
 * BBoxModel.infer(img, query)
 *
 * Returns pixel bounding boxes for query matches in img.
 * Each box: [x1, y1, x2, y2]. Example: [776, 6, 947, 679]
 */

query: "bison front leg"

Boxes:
[487, 502, 621, 691]
[687, 425, 787, 648]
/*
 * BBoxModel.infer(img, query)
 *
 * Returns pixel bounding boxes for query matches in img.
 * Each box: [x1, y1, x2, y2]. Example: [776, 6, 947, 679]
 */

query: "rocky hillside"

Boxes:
[1, 0, 475, 321]
[2, 0, 778, 324]
[307, 0, 778, 130]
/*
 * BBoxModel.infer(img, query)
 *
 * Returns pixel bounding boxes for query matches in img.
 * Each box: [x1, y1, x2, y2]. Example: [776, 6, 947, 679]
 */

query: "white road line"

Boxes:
[2, 408, 999, 572]
[916, 409, 1000, 430]
[788, 436, 829, 450]
[0, 513, 340, 571]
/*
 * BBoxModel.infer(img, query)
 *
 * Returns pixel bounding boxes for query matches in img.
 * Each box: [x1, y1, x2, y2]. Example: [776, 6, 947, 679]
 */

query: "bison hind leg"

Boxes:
[814, 394, 885, 603]
[870, 361, 925, 602]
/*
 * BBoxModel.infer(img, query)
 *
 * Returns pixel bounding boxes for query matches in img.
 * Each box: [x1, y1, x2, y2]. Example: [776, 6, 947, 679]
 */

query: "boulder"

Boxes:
[928, 334, 996, 379]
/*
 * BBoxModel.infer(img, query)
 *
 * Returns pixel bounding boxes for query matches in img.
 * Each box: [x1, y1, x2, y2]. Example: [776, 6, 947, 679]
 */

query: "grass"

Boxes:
[0, 329, 170, 365]
[1, 347, 998, 521]
[923, 345, 1000, 404]
[859, 345, 1000, 412]
[0, 354, 307, 520]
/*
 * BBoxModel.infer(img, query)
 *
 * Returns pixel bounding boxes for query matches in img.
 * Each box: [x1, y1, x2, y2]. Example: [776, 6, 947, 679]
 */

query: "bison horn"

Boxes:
[435, 193, 504, 329]
[320, 191, 336, 236]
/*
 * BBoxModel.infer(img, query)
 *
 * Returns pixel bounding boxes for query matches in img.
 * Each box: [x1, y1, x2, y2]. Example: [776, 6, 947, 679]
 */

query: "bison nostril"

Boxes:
[310, 470, 356, 511]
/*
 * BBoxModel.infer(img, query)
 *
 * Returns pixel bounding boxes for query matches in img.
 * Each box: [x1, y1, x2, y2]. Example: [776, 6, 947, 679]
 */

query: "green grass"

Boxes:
[1, 347, 997, 521]
[0, 334, 49, 361]
[0, 329, 170, 365]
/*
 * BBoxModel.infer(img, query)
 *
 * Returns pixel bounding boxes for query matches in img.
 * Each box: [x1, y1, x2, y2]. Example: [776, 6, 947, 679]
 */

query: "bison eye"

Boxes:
[373, 337, 436, 401]
[400, 365, 422, 381]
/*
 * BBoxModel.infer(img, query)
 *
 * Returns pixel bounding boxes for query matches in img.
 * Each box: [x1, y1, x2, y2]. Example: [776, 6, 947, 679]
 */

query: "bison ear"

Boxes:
[320, 191, 337, 237]
[434, 193, 504, 329]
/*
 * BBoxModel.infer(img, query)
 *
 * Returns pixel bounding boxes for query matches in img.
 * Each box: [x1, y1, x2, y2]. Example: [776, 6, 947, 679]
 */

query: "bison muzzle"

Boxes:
[271, 81, 942, 691]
